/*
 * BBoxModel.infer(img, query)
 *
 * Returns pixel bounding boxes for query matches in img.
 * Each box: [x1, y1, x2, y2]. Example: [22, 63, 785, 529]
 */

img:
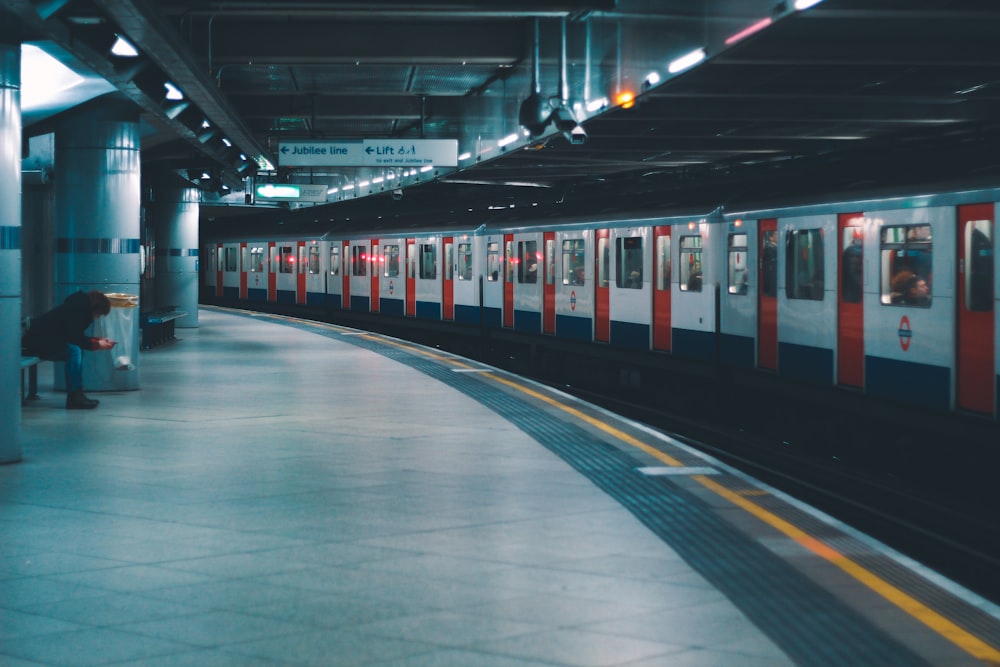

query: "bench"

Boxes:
[21, 354, 40, 402]
[141, 309, 186, 349]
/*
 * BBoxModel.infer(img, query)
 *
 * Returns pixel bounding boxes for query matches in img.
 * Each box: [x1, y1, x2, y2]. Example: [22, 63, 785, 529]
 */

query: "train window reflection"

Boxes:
[383, 245, 400, 278]
[224, 247, 238, 272]
[965, 219, 993, 312]
[330, 246, 340, 276]
[444, 242, 453, 281]
[598, 237, 610, 287]
[655, 235, 670, 291]
[881, 224, 931, 307]
[249, 247, 264, 272]
[299, 246, 308, 274]
[419, 243, 437, 279]
[487, 242, 500, 281]
[518, 240, 538, 284]
[679, 235, 702, 292]
[457, 243, 472, 280]
[616, 237, 643, 289]
[352, 245, 367, 277]
[728, 233, 748, 295]
[545, 239, 555, 286]
[761, 230, 777, 297]
[279, 246, 295, 274]
[562, 239, 585, 285]
[785, 229, 824, 300]
[841, 227, 863, 303]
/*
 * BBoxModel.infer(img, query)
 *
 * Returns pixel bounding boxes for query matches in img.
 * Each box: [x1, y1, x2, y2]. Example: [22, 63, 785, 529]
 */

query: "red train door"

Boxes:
[595, 229, 610, 342]
[957, 203, 995, 414]
[267, 242, 277, 302]
[215, 243, 224, 298]
[370, 239, 380, 313]
[503, 234, 514, 328]
[443, 236, 454, 320]
[543, 232, 555, 334]
[758, 219, 778, 370]
[837, 213, 864, 387]
[239, 242, 248, 299]
[296, 241, 307, 305]
[341, 240, 350, 310]
[405, 238, 416, 316]
[653, 225, 672, 351]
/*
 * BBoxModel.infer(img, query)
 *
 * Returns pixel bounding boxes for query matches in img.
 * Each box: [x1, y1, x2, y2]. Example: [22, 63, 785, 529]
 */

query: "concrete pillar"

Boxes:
[150, 176, 199, 327]
[0, 41, 22, 464]
[53, 97, 141, 391]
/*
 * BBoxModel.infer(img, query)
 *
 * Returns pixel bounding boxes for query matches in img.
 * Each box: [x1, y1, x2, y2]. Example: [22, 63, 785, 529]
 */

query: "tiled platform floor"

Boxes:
[2, 309, 996, 666]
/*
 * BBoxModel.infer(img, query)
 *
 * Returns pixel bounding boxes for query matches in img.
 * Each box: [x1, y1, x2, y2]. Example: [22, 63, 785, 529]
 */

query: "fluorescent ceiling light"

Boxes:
[163, 81, 184, 100]
[586, 97, 608, 113]
[420, 165, 434, 172]
[794, 0, 824, 9]
[110, 35, 138, 57]
[497, 133, 519, 147]
[668, 48, 705, 74]
[20, 43, 83, 109]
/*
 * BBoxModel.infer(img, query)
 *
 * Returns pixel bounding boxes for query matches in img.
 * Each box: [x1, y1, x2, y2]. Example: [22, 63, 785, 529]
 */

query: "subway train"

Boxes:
[201, 184, 999, 443]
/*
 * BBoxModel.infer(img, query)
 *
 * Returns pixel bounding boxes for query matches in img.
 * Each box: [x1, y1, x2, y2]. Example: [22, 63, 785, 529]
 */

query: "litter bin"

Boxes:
[82, 292, 140, 391]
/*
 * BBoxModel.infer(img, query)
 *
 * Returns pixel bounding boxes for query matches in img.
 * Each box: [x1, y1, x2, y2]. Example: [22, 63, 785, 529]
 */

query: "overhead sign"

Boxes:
[279, 139, 457, 167]
[255, 183, 328, 203]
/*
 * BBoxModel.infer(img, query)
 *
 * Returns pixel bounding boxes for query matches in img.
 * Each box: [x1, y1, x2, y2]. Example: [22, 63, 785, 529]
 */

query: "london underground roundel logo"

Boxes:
[570, 291, 577, 311]
[898, 315, 912, 351]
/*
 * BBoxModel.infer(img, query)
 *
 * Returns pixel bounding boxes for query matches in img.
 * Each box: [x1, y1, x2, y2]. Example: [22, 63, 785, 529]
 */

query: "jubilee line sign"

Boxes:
[278, 139, 458, 167]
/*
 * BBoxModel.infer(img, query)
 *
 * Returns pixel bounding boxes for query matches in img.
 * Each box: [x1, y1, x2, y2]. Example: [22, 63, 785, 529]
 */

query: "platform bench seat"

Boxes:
[21, 354, 40, 402]
[141, 310, 186, 349]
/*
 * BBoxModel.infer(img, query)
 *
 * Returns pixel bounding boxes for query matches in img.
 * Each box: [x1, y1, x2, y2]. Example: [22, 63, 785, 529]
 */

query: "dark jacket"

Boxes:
[22, 291, 99, 359]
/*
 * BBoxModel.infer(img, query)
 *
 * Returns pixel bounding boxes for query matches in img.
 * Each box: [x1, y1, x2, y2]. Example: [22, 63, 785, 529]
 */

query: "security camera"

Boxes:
[392, 188, 403, 201]
[564, 124, 587, 145]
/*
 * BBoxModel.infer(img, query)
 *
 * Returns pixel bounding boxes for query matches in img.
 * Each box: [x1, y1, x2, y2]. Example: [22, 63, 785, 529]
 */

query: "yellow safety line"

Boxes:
[696, 475, 1000, 664]
[319, 324, 1000, 663]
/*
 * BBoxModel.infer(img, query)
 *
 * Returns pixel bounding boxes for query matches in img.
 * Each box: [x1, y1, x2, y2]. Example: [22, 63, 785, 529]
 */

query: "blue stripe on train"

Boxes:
[779, 341, 833, 385]
[482, 307, 502, 329]
[672, 328, 716, 363]
[416, 301, 440, 320]
[454, 304, 479, 325]
[247, 288, 267, 302]
[556, 314, 592, 341]
[350, 295, 371, 311]
[380, 298, 405, 316]
[610, 321, 649, 350]
[866, 355, 950, 412]
[514, 309, 541, 333]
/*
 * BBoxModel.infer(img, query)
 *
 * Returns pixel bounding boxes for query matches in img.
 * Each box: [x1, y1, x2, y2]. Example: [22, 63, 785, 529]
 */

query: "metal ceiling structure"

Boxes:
[4, 0, 1000, 222]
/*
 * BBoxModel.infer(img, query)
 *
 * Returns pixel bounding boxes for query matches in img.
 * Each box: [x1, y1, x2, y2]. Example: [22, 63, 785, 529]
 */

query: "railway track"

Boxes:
[558, 383, 1000, 607]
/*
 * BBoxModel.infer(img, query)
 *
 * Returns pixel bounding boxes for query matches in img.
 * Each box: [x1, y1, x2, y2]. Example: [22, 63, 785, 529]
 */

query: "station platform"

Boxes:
[4, 307, 1000, 667]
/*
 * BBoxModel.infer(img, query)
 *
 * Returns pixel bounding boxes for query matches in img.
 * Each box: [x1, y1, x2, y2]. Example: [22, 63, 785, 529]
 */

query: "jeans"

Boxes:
[63, 344, 83, 392]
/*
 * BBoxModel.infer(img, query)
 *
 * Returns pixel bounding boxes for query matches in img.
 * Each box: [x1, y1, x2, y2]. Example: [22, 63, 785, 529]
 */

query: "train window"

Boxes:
[598, 236, 610, 287]
[240, 246, 248, 273]
[562, 239, 586, 285]
[330, 246, 340, 276]
[615, 237, 643, 289]
[444, 242, 453, 280]
[505, 240, 515, 283]
[307, 246, 320, 274]
[545, 238, 555, 286]
[881, 225, 931, 307]
[298, 246, 308, 274]
[785, 229, 824, 300]
[841, 228, 863, 303]
[728, 233, 748, 295]
[249, 247, 264, 272]
[224, 247, 238, 272]
[419, 243, 437, 279]
[487, 242, 500, 281]
[655, 236, 670, 291]
[518, 240, 538, 284]
[383, 245, 400, 278]
[679, 235, 702, 292]
[457, 243, 472, 280]
[279, 246, 295, 274]
[407, 243, 416, 279]
[352, 245, 367, 277]
[964, 219, 993, 312]
[269, 245, 278, 273]
[761, 231, 777, 297]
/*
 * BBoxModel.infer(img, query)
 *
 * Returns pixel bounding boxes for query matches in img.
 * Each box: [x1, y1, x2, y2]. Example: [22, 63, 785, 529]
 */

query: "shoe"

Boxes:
[66, 391, 99, 409]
